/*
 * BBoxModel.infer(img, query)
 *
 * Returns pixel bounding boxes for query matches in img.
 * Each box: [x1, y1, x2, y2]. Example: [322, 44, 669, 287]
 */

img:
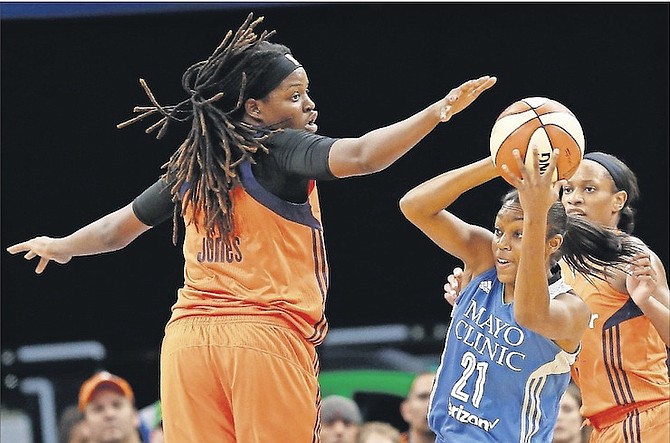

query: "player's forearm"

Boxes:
[355, 101, 443, 171]
[330, 101, 443, 177]
[400, 158, 497, 220]
[514, 216, 552, 329]
[56, 204, 150, 257]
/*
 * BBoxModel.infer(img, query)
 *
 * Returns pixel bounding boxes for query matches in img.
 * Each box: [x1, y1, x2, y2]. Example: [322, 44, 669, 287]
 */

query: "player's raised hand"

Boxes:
[6, 236, 72, 274]
[439, 75, 497, 122]
[503, 147, 564, 215]
[626, 252, 662, 306]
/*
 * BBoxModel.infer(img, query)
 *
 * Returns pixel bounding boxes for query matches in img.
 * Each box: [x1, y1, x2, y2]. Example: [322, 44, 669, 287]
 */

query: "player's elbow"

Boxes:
[329, 139, 388, 177]
[399, 192, 421, 223]
[513, 306, 549, 334]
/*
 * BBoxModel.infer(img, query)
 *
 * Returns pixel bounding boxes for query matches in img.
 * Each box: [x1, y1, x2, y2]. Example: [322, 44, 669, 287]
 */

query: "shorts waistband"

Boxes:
[585, 399, 669, 430]
[168, 314, 295, 330]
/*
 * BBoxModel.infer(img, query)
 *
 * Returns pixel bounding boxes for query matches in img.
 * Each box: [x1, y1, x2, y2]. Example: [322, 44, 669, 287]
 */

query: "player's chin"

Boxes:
[495, 266, 516, 285]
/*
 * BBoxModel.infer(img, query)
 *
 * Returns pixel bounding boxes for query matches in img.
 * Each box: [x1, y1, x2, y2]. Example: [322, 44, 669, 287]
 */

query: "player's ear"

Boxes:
[612, 190, 628, 213]
[548, 234, 563, 255]
[244, 99, 262, 121]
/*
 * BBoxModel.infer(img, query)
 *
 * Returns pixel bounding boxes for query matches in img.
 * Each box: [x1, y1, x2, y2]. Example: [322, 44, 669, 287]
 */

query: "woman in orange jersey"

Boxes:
[559, 152, 669, 443]
[6, 14, 496, 443]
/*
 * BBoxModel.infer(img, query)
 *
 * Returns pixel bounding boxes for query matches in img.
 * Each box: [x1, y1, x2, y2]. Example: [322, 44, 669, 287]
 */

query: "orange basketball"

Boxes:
[489, 97, 585, 185]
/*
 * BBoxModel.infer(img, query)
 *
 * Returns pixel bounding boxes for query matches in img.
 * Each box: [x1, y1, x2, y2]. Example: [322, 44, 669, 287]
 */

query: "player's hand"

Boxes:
[504, 147, 564, 216]
[6, 236, 72, 274]
[625, 252, 661, 307]
[444, 267, 465, 306]
[439, 75, 497, 122]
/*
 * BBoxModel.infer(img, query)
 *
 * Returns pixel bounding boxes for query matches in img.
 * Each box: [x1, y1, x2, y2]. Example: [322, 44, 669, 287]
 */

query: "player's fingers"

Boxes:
[472, 76, 497, 95]
[542, 148, 560, 183]
[552, 179, 566, 194]
[6, 243, 28, 254]
[627, 253, 652, 270]
[502, 150, 525, 185]
[629, 262, 654, 276]
[446, 278, 457, 292]
[549, 148, 560, 169]
[452, 77, 481, 98]
[512, 148, 528, 176]
[633, 253, 652, 265]
[528, 147, 546, 182]
[35, 258, 49, 274]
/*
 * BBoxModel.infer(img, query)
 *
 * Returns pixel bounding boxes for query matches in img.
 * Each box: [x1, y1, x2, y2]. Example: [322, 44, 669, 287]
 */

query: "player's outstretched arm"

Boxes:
[328, 75, 497, 178]
[6, 203, 151, 274]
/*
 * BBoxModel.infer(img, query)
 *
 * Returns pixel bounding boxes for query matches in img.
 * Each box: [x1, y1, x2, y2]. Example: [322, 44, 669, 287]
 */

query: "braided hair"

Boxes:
[118, 13, 296, 243]
[500, 190, 642, 281]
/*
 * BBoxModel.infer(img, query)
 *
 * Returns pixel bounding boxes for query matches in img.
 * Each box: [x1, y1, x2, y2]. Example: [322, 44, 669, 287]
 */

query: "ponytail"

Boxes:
[560, 216, 641, 280]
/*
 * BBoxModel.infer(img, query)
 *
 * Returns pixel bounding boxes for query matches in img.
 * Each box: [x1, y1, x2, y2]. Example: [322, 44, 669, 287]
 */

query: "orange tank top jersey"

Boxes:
[167, 160, 329, 345]
[559, 262, 669, 420]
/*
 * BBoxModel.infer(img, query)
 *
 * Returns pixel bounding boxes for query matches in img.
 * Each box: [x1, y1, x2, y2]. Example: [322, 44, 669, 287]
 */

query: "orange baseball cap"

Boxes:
[78, 371, 134, 411]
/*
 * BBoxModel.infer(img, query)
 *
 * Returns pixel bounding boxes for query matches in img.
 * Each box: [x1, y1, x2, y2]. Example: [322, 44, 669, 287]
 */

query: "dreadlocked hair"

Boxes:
[118, 13, 292, 244]
[501, 190, 642, 282]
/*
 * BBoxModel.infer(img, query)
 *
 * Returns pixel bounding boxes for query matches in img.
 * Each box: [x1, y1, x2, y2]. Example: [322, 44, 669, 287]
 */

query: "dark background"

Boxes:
[2, 2, 668, 415]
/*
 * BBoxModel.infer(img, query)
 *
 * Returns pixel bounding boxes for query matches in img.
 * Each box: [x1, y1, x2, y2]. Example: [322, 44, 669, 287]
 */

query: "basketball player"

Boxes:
[6, 14, 496, 443]
[399, 148, 640, 442]
[559, 152, 669, 443]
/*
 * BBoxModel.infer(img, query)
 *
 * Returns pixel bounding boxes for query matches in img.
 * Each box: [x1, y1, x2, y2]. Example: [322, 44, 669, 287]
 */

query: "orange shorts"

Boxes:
[160, 315, 321, 443]
[588, 401, 669, 443]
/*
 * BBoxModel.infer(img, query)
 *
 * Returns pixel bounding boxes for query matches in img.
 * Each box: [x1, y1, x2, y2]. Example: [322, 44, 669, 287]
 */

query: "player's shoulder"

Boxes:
[267, 129, 336, 148]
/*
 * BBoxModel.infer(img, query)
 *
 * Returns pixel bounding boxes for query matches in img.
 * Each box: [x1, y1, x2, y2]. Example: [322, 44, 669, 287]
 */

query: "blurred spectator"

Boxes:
[139, 400, 163, 443]
[320, 395, 363, 443]
[399, 372, 436, 443]
[78, 371, 143, 443]
[58, 405, 90, 443]
[357, 421, 401, 443]
[553, 382, 592, 443]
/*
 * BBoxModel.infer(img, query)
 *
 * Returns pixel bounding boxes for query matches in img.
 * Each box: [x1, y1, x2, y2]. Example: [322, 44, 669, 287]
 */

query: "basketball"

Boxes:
[489, 97, 585, 185]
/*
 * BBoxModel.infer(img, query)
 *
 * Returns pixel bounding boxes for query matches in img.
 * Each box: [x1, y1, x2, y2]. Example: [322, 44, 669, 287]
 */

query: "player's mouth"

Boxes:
[305, 111, 318, 132]
[495, 256, 513, 270]
[566, 208, 586, 217]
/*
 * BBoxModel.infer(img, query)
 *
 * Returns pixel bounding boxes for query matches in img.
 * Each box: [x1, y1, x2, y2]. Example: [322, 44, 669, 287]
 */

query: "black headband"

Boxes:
[583, 152, 628, 193]
[246, 52, 303, 100]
